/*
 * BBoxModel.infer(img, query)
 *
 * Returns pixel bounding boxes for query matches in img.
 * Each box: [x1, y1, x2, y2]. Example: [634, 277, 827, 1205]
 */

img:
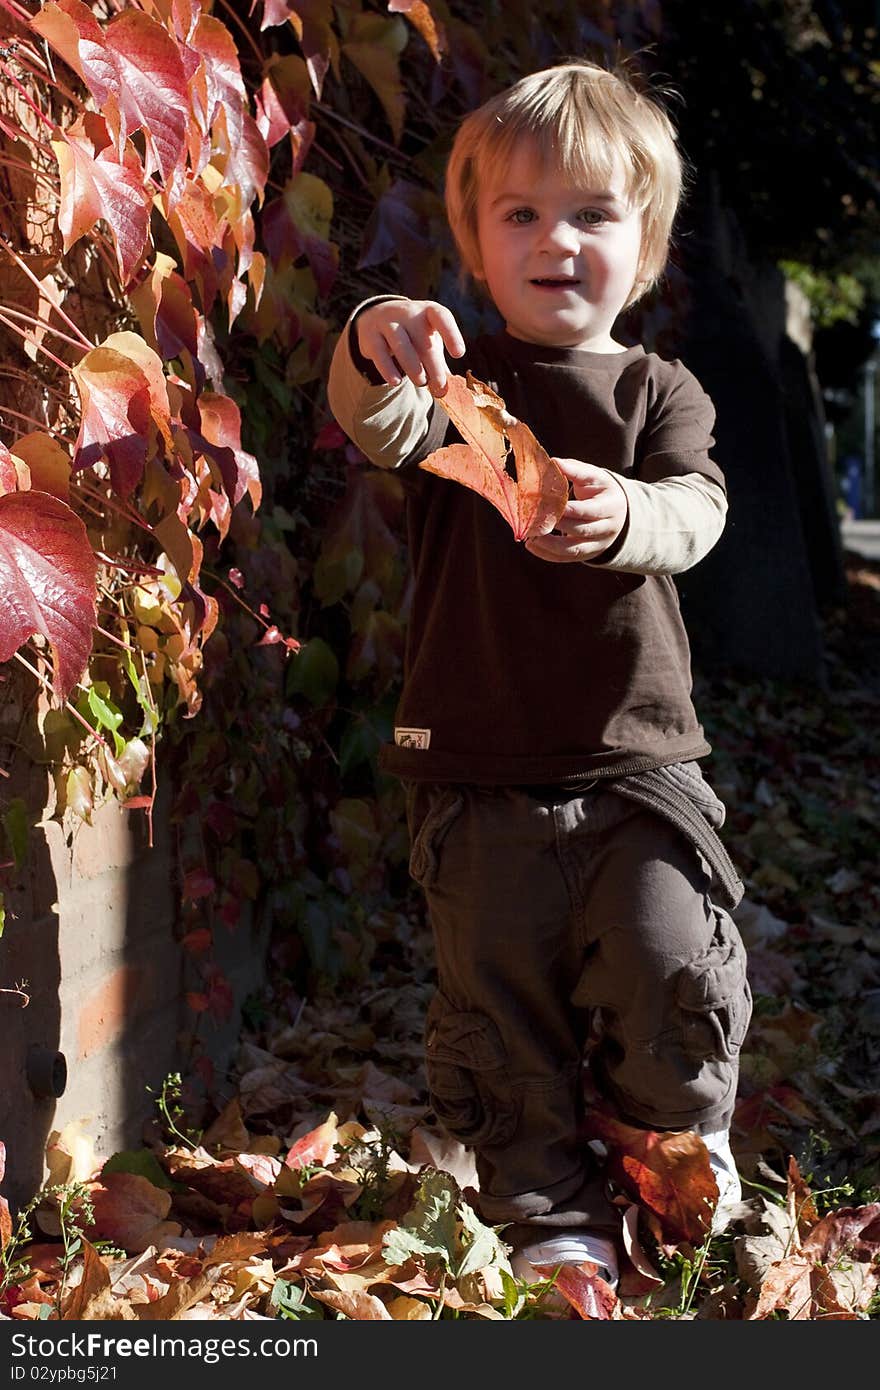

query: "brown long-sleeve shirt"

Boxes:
[328, 304, 727, 785]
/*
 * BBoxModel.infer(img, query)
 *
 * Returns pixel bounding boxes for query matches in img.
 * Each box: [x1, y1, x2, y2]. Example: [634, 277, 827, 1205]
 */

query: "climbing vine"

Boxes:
[1, 0, 877, 1082]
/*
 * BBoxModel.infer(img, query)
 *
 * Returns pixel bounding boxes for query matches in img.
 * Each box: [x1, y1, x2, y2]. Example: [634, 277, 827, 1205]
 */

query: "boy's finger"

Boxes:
[559, 498, 615, 523]
[383, 326, 431, 387]
[409, 327, 452, 394]
[368, 339, 406, 386]
[552, 456, 610, 486]
[425, 303, 466, 358]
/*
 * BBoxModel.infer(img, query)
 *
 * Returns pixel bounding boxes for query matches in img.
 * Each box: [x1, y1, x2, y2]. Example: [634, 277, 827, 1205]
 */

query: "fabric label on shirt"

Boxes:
[394, 727, 431, 749]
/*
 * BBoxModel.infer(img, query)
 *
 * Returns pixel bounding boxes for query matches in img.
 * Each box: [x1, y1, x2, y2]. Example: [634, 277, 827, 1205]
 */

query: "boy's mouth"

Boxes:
[530, 277, 580, 287]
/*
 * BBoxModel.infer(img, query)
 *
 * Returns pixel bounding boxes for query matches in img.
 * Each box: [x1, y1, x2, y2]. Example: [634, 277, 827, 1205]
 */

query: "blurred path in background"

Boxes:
[841, 519, 880, 561]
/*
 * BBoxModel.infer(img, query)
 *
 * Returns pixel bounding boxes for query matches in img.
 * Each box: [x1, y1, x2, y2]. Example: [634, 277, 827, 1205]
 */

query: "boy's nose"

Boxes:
[538, 219, 581, 253]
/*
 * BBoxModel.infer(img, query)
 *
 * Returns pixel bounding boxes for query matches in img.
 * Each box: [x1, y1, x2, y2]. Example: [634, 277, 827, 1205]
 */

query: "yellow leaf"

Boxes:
[386, 1294, 433, 1319]
[11, 433, 71, 501]
[67, 765, 94, 825]
[342, 14, 408, 143]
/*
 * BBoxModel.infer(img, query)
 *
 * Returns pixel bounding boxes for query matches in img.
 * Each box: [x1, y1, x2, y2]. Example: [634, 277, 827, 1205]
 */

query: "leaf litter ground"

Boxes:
[3, 552, 880, 1323]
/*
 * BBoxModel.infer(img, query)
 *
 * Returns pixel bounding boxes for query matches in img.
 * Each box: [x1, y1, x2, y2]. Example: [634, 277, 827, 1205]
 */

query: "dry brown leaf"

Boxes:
[422, 371, 568, 540]
[311, 1287, 392, 1319]
[585, 1111, 718, 1243]
[61, 1239, 111, 1320]
[133, 1271, 217, 1320]
[85, 1173, 182, 1254]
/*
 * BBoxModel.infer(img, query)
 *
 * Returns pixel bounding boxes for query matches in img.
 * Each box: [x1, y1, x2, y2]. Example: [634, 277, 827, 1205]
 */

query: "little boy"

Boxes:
[327, 61, 751, 1288]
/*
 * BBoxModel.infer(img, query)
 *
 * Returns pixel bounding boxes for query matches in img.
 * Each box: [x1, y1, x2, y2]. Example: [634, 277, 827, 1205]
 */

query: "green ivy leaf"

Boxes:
[286, 636, 339, 706]
[101, 1149, 181, 1191]
[80, 683, 125, 757]
[381, 1168, 459, 1272]
[270, 1277, 324, 1321]
[456, 1197, 509, 1280]
[2, 798, 29, 870]
[339, 718, 380, 776]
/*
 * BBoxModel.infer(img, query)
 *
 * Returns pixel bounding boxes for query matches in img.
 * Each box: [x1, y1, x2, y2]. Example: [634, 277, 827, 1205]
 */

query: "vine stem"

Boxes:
[0, 0, 32, 24]
[0, 365, 70, 404]
[93, 622, 133, 652]
[95, 551, 165, 577]
[213, 0, 265, 66]
[0, 405, 71, 435]
[314, 101, 404, 158]
[139, 648, 157, 849]
[0, 983, 30, 1007]
[0, 237, 96, 350]
[7, 37, 80, 103]
[0, 305, 90, 355]
[0, 150, 62, 193]
[0, 310, 70, 371]
[13, 650, 110, 753]
[76, 479, 154, 536]
[201, 565, 275, 632]
[0, 58, 56, 132]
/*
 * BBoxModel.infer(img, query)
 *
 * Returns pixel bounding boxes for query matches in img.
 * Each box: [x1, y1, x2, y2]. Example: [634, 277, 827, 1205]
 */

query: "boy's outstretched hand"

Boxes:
[524, 458, 628, 563]
[356, 298, 466, 396]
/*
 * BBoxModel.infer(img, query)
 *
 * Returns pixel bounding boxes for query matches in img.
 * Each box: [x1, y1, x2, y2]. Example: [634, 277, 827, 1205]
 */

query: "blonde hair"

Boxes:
[445, 61, 685, 307]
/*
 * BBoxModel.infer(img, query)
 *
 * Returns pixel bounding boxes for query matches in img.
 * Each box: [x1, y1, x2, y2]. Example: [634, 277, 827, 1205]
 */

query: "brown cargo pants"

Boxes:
[404, 770, 752, 1236]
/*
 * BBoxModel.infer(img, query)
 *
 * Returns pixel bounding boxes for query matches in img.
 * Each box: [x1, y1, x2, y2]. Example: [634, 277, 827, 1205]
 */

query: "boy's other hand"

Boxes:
[525, 459, 628, 563]
[355, 298, 466, 395]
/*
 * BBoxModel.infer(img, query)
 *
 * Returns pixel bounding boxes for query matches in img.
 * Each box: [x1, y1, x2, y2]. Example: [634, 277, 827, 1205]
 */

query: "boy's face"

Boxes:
[474, 139, 643, 352]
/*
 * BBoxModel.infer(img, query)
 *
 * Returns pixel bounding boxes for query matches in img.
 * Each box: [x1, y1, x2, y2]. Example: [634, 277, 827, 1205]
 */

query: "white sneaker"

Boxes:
[702, 1128, 742, 1233]
[510, 1231, 619, 1290]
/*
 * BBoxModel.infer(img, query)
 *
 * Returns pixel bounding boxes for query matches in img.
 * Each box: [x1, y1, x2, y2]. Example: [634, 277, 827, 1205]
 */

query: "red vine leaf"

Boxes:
[51, 112, 151, 283]
[189, 14, 247, 158]
[30, 0, 99, 87]
[102, 331, 173, 451]
[357, 178, 445, 300]
[166, 177, 222, 315]
[130, 254, 200, 363]
[257, 0, 337, 99]
[388, 0, 447, 63]
[0, 491, 97, 701]
[584, 1110, 718, 1244]
[420, 372, 569, 542]
[256, 56, 315, 169]
[183, 868, 216, 901]
[72, 346, 152, 496]
[0, 443, 30, 496]
[38, 2, 189, 188]
[0, 1144, 11, 1251]
[195, 393, 262, 511]
[214, 107, 270, 218]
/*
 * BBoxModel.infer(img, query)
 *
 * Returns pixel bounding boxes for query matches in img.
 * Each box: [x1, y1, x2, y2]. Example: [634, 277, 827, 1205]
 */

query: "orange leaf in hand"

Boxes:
[420, 372, 568, 541]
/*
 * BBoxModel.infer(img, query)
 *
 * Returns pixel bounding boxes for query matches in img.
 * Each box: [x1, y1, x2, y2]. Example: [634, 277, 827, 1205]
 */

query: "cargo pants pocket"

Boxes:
[425, 992, 518, 1148]
[405, 784, 464, 890]
[675, 909, 753, 1063]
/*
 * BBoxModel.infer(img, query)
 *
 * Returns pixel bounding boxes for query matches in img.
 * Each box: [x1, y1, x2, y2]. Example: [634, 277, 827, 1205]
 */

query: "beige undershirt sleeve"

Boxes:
[589, 472, 728, 575]
[327, 299, 727, 574]
[326, 298, 433, 469]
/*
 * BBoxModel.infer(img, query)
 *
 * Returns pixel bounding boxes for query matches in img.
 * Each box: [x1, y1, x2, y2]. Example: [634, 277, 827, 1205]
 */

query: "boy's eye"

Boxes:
[578, 208, 608, 226]
[507, 208, 536, 224]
